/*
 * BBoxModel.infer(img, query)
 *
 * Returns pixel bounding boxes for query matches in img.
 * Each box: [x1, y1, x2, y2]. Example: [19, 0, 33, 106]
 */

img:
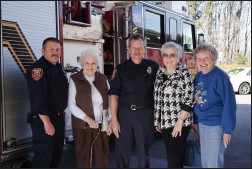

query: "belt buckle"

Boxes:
[131, 105, 136, 111]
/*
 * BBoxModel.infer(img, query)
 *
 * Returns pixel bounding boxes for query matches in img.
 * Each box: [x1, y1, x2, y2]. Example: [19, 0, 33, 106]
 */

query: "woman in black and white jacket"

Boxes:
[154, 42, 195, 168]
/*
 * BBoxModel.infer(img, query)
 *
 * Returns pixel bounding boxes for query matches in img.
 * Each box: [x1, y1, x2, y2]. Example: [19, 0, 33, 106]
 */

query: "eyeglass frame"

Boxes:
[162, 53, 177, 59]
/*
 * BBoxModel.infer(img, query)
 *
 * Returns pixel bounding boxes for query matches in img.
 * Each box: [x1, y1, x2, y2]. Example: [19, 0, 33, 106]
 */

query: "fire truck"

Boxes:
[1, 1, 204, 167]
[101, 1, 205, 79]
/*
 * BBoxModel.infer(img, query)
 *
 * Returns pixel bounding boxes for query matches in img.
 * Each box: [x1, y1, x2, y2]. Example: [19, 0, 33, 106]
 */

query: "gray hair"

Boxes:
[194, 43, 218, 61]
[79, 49, 98, 67]
[160, 42, 183, 59]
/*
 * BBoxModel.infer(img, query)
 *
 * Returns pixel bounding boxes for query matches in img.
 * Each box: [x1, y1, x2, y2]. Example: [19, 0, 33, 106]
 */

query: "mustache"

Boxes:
[51, 54, 59, 57]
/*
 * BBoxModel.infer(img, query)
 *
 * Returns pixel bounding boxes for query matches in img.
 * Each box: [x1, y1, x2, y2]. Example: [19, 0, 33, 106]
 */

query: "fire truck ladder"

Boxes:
[2, 20, 37, 75]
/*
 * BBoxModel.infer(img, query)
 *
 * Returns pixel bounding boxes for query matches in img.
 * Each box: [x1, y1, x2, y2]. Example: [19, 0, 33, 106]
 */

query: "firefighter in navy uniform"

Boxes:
[109, 33, 159, 168]
[26, 37, 68, 168]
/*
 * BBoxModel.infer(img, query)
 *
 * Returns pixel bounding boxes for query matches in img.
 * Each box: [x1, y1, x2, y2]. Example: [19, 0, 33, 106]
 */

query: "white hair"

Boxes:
[160, 41, 183, 59]
[79, 49, 98, 67]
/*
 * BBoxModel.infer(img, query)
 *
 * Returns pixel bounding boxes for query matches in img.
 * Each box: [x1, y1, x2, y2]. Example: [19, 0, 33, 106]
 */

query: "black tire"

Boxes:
[12, 158, 31, 168]
[238, 82, 250, 95]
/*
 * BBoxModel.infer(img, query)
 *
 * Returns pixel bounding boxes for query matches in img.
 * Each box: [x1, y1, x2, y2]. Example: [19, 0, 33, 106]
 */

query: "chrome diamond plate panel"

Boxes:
[63, 14, 103, 41]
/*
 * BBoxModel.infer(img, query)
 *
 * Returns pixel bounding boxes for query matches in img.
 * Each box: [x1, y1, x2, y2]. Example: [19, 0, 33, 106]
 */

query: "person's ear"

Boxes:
[41, 48, 45, 56]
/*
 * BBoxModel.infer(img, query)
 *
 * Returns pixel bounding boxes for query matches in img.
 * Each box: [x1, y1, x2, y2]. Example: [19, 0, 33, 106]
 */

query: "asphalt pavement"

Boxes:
[59, 94, 251, 168]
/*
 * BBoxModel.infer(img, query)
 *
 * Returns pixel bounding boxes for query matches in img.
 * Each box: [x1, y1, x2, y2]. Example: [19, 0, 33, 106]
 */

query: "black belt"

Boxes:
[125, 105, 152, 111]
[29, 113, 38, 119]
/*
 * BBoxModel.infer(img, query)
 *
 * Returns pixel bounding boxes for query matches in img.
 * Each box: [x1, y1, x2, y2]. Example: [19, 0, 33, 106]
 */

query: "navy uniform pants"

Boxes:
[115, 106, 154, 168]
[30, 115, 65, 168]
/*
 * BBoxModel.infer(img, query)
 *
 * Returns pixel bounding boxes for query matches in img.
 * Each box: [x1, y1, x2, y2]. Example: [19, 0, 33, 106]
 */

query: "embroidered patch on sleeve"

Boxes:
[111, 69, 117, 80]
[31, 68, 43, 81]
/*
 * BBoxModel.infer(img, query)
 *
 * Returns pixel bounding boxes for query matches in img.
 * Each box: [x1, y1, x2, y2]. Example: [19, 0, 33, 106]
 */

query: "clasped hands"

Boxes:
[84, 115, 112, 135]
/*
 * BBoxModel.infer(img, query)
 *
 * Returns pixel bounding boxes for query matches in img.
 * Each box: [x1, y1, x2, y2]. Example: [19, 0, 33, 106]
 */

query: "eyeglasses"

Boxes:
[162, 53, 177, 59]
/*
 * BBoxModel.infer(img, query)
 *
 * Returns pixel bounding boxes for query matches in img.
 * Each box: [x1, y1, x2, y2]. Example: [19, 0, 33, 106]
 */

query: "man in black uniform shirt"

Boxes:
[26, 37, 68, 167]
[109, 33, 159, 168]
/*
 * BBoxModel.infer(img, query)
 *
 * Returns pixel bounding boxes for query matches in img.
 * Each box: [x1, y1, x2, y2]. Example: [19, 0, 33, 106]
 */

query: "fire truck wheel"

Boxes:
[12, 158, 31, 168]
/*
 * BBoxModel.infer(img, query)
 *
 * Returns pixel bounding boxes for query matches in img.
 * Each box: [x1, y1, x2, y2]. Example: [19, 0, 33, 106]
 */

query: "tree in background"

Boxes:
[243, 2, 251, 58]
[187, 1, 251, 65]
[232, 53, 248, 65]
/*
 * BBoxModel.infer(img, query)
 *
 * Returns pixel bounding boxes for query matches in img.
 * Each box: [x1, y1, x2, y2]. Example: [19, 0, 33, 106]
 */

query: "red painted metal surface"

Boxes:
[183, 52, 197, 77]
[146, 48, 164, 67]
[146, 48, 197, 77]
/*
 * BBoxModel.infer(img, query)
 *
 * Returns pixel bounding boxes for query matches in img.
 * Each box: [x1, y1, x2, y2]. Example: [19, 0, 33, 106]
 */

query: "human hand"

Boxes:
[106, 121, 112, 135]
[111, 70, 117, 80]
[44, 121, 55, 136]
[84, 115, 99, 129]
[172, 119, 183, 137]
[39, 114, 55, 136]
[155, 123, 161, 132]
[111, 120, 120, 138]
[223, 133, 231, 148]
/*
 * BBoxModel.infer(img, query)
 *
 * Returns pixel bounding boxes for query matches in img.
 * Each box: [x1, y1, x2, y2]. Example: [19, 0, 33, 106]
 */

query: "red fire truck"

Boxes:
[62, 1, 204, 79]
[101, 1, 205, 79]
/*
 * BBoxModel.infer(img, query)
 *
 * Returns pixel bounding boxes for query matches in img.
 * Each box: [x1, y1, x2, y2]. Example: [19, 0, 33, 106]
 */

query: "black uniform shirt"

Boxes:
[26, 56, 68, 115]
[109, 58, 159, 106]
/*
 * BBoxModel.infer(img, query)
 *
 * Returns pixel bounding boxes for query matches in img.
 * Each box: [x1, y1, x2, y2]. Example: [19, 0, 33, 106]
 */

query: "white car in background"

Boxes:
[227, 67, 251, 94]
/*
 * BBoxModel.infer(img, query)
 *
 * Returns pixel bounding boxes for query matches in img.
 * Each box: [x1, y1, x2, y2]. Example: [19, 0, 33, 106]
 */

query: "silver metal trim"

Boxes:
[139, 1, 195, 22]
[0, 5, 6, 144]
[55, 1, 60, 39]
[67, 1, 92, 27]
[131, 105, 137, 111]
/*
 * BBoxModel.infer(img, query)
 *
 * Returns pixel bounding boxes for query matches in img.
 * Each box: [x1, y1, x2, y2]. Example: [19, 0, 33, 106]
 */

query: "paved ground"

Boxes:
[59, 94, 251, 168]
[224, 94, 251, 168]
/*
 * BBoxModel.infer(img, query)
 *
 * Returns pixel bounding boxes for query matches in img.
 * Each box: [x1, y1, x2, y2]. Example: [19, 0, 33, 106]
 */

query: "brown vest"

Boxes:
[70, 71, 109, 129]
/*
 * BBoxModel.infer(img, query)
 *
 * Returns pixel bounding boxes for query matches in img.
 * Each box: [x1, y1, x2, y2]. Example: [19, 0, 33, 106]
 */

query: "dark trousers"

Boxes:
[72, 127, 109, 168]
[115, 107, 154, 168]
[161, 126, 191, 168]
[31, 116, 65, 168]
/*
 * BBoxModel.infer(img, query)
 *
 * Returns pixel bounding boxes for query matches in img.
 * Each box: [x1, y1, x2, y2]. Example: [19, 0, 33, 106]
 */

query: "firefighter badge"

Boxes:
[147, 66, 152, 74]
[32, 68, 43, 81]
[111, 69, 118, 80]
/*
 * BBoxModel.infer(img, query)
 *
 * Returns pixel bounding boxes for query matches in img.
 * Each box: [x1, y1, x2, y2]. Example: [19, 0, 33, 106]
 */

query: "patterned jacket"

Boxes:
[154, 63, 195, 129]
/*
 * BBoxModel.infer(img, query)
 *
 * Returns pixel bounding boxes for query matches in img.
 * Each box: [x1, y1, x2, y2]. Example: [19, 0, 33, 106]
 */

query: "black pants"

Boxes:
[30, 115, 65, 168]
[161, 126, 191, 168]
[115, 107, 154, 168]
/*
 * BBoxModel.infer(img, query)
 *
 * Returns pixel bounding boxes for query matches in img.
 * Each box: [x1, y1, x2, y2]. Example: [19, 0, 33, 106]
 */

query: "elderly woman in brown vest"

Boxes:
[68, 49, 112, 168]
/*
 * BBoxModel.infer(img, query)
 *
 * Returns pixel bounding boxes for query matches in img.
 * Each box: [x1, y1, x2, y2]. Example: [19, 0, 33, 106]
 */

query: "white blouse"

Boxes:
[68, 72, 110, 124]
